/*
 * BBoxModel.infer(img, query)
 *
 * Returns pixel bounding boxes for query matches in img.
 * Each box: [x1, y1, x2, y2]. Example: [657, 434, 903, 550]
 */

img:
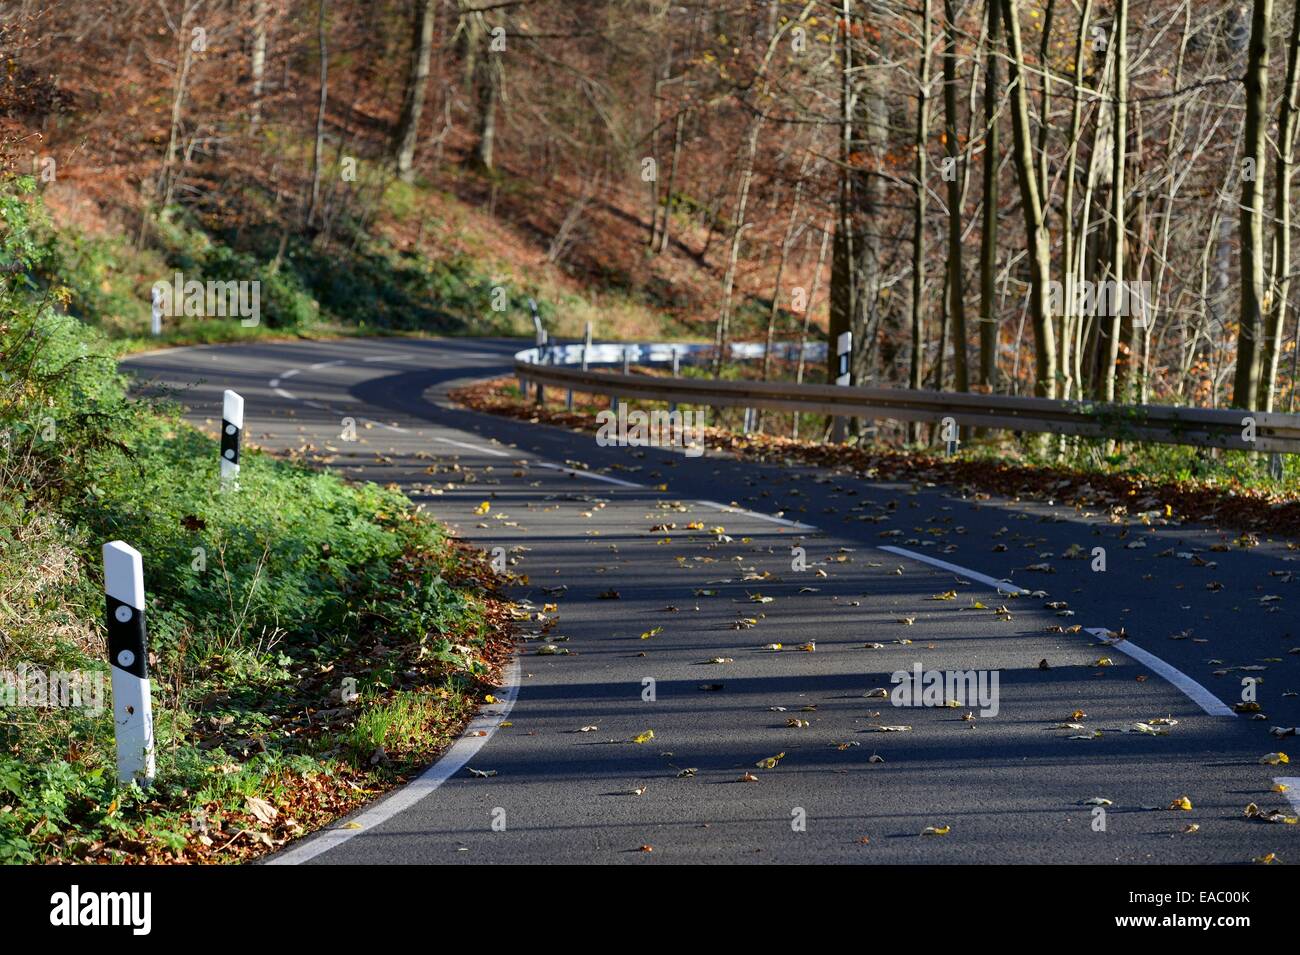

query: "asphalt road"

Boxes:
[121, 337, 1300, 864]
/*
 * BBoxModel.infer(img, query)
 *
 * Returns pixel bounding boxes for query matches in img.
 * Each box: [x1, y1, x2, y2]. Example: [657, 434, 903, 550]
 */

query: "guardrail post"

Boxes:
[831, 330, 852, 443]
[1269, 452, 1284, 481]
[611, 345, 630, 414]
[104, 541, 156, 788]
[221, 389, 243, 487]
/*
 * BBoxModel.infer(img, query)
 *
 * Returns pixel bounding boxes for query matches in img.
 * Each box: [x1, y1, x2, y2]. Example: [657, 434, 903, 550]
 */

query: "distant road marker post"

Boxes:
[832, 330, 851, 442]
[150, 284, 164, 337]
[104, 541, 156, 787]
[669, 347, 680, 415]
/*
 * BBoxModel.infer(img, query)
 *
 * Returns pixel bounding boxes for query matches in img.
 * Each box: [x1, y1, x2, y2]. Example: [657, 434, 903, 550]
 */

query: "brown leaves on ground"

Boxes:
[451, 377, 1300, 539]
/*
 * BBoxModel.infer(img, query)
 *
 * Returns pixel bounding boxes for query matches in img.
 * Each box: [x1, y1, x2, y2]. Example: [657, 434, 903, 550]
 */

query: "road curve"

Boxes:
[121, 337, 1300, 864]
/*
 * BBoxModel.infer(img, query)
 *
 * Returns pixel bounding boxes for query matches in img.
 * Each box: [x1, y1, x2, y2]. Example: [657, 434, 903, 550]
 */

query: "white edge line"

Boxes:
[878, 544, 1027, 594]
[1084, 627, 1236, 718]
[268, 655, 521, 865]
[1275, 778, 1300, 814]
[436, 435, 511, 458]
[696, 499, 816, 531]
[532, 460, 643, 488]
[876, 545, 1234, 719]
[361, 417, 408, 434]
[273, 387, 296, 400]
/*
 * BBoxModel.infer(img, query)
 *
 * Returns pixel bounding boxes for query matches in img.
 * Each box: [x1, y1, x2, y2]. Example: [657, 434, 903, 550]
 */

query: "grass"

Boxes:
[0, 176, 515, 864]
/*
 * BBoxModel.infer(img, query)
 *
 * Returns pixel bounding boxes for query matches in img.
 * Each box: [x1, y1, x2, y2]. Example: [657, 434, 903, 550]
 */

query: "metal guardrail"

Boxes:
[514, 341, 1300, 454]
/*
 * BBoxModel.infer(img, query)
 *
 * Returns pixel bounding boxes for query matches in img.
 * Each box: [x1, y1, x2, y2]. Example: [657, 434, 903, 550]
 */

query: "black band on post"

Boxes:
[106, 594, 149, 680]
[221, 418, 241, 466]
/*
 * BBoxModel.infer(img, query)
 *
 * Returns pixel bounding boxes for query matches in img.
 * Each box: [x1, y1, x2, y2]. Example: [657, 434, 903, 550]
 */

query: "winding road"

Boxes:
[121, 337, 1300, 864]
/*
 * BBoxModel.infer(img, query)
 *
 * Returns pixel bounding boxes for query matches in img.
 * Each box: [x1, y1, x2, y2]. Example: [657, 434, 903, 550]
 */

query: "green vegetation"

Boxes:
[0, 178, 506, 863]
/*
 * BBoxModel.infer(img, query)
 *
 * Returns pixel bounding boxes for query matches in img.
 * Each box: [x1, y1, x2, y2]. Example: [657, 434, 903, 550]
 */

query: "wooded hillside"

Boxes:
[3, 0, 1298, 411]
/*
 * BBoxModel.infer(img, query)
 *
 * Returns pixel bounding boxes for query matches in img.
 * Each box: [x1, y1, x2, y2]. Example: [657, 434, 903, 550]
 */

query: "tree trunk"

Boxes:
[250, 0, 268, 133]
[714, 116, 761, 375]
[654, 109, 686, 253]
[830, 0, 886, 397]
[1100, 0, 1128, 402]
[999, 0, 1057, 397]
[793, 221, 832, 440]
[978, 0, 1001, 391]
[942, 0, 969, 391]
[758, 158, 810, 431]
[1263, 0, 1300, 411]
[1234, 0, 1273, 409]
[1059, 0, 1094, 401]
[393, 0, 436, 182]
[305, 0, 329, 228]
[910, 0, 933, 427]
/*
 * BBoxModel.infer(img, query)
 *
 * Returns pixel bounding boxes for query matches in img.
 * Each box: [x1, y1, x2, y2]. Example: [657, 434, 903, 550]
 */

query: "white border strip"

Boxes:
[1084, 627, 1235, 717]
[878, 544, 1027, 594]
[268, 656, 521, 865]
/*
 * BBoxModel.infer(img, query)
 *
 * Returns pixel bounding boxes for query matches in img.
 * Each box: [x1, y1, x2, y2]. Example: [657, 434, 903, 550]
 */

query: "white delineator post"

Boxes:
[832, 330, 852, 442]
[150, 285, 164, 337]
[104, 541, 155, 787]
[531, 300, 547, 405]
[221, 389, 243, 485]
[669, 347, 680, 415]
